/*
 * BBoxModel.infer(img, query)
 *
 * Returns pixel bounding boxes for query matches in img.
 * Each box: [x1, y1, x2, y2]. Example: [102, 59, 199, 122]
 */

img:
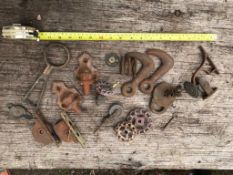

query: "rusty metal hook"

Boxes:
[149, 82, 178, 114]
[121, 52, 155, 97]
[191, 46, 207, 85]
[139, 49, 174, 94]
[184, 46, 218, 98]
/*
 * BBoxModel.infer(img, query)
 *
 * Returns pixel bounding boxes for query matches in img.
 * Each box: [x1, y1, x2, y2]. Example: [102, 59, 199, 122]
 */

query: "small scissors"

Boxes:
[24, 43, 70, 109]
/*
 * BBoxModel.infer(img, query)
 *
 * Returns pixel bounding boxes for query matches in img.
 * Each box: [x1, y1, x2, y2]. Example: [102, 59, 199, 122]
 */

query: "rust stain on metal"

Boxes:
[139, 49, 174, 94]
[74, 52, 99, 96]
[54, 120, 76, 143]
[55, 111, 85, 146]
[121, 52, 155, 97]
[52, 81, 82, 114]
[32, 111, 60, 145]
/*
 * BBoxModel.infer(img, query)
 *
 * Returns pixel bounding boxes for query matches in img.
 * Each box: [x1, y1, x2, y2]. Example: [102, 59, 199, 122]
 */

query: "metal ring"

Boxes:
[104, 52, 120, 67]
[44, 43, 70, 68]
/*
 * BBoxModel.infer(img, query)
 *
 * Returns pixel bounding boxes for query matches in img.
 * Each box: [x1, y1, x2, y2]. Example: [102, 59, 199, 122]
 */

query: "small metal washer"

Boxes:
[105, 52, 120, 67]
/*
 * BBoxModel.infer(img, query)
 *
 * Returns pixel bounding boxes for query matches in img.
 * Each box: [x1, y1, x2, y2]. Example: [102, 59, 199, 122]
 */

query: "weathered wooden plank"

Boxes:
[0, 0, 233, 170]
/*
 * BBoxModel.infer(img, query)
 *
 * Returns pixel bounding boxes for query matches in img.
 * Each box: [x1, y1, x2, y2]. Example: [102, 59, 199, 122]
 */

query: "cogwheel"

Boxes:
[127, 108, 152, 134]
[96, 80, 113, 96]
[115, 121, 137, 142]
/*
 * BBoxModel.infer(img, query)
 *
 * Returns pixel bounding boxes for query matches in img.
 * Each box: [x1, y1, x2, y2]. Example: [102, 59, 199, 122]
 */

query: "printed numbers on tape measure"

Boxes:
[38, 32, 217, 41]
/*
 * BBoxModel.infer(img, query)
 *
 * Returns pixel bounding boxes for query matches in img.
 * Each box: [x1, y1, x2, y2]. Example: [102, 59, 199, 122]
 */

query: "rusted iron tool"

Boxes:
[94, 102, 123, 133]
[139, 49, 174, 94]
[23, 43, 70, 109]
[32, 110, 60, 146]
[54, 111, 85, 147]
[74, 52, 99, 96]
[184, 46, 218, 99]
[197, 46, 218, 99]
[121, 52, 155, 97]
[150, 82, 181, 114]
[120, 53, 137, 76]
[184, 46, 207, 98]
[52, 81, 82, 114]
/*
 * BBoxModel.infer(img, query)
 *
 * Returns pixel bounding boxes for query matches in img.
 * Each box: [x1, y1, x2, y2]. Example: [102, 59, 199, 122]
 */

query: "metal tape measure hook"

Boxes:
[2, 24, 39, 40]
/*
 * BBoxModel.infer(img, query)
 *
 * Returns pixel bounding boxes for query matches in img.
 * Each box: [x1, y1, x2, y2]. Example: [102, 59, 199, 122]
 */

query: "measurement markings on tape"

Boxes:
[2, 24, 217, 42]
[39, 32, 217, 41]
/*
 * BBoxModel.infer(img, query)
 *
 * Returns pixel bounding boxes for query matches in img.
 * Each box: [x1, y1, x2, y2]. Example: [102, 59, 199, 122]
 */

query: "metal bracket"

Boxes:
[74, 52, 99, 96]
[54, 112, 85, 147]
[32, 110, 60, 146]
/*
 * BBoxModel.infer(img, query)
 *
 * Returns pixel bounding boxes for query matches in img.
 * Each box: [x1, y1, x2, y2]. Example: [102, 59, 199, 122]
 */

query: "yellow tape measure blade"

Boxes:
[38, 32, 217, 41]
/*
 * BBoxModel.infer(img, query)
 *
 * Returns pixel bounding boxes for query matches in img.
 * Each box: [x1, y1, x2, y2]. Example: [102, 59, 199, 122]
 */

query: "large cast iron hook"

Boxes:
[121, 52, 155, 97]
[139, 49, 174, 94]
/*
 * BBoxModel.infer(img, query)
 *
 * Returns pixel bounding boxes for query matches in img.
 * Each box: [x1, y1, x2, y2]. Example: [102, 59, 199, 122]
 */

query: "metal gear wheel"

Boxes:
[127, 108, 152, 134]
[115, 121, 137, 142]
[96, 80, 113, 96]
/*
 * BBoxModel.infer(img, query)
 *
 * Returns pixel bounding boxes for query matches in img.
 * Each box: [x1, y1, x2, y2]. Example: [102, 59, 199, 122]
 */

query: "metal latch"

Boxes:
[2, 24, 38, 40]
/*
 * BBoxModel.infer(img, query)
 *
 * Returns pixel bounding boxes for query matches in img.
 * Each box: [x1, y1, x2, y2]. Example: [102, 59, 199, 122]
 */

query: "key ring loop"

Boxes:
[43, 43, 70, 68]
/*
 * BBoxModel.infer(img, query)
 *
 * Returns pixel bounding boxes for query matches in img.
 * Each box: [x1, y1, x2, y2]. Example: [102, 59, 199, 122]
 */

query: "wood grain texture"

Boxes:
[0, 0, 233, 170]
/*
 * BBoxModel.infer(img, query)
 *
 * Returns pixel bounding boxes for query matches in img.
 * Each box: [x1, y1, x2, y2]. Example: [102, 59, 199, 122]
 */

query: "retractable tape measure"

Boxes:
[2, 24, 217, 42]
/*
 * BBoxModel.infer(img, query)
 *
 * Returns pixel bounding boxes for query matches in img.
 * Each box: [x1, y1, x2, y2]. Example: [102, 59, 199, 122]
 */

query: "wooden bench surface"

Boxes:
[0, 0, 233, 170]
